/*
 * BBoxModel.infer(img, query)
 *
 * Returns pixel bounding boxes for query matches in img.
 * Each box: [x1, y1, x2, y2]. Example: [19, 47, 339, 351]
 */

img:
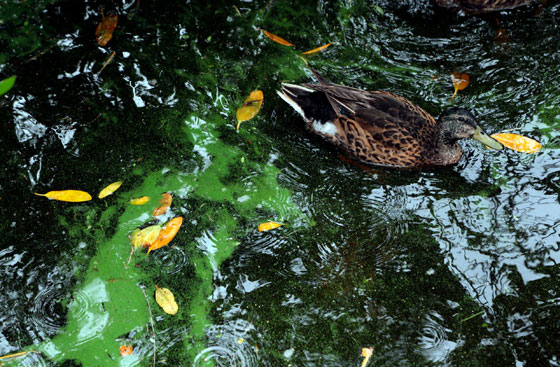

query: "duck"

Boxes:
[277, 69, 503, 169]
[432, 0, 544, 14]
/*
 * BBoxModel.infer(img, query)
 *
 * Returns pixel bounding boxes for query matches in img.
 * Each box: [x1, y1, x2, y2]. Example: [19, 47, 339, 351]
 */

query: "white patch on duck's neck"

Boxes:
[312, 120, 339, 137]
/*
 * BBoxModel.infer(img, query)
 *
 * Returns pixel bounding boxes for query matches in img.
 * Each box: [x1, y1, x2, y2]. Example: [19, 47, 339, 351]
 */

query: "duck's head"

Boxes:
[438, 107, 503, 150]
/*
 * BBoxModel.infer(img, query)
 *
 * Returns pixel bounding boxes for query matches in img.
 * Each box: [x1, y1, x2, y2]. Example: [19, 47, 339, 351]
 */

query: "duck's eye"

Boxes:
[458, 116, 466, 122]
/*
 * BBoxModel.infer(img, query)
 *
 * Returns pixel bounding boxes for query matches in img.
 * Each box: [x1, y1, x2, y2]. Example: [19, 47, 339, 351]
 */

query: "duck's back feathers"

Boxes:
[278, 82, 441, 168]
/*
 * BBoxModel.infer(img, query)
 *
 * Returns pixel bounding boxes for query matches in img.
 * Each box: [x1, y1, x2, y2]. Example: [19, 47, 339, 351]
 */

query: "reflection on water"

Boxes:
[1, 0, 560, 366]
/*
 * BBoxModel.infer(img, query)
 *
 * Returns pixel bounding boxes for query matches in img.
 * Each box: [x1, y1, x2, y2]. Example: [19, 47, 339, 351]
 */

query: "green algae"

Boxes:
[8, 107, 306, 366]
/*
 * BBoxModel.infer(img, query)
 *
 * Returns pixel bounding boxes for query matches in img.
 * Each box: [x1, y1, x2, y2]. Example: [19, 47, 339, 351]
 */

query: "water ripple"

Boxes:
[417, 311, 458, 363]
[193, 320, 259, 367]
[30, 280, 67, 337]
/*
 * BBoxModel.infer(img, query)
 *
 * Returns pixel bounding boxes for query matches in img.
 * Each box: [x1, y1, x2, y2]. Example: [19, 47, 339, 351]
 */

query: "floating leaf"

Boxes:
[98, 181, 122, 198]
[361, 347, 373, 367]
[259, 28, 295, 46]
[301, 43, 332, 55]
[153, 192, 172, 216]
[0, 76, 16, 97]
[119, 345, 133, 357]
[450, 72, 469, 100]
[490, 133, 542, 153]
[155, 285, 178, 315]
[130, 225, 162, 249]
[450, 73, 470, 100]
[0, 351, 38, 361]
[96, 8, 118, 46]
[130, 196, 150, 205]
[147, 217, 183, 254]
[236, 90, 264, 130]
[258, 221, 283, 232]
[34, 190, 92, 202]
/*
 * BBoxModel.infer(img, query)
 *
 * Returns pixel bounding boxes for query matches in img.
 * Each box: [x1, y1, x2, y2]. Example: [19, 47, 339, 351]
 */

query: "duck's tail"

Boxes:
[277, 83, 336, 124]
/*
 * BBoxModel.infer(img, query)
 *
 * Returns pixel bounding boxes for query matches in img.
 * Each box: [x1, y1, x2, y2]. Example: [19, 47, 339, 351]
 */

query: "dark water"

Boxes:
[1, 0, 559, 366]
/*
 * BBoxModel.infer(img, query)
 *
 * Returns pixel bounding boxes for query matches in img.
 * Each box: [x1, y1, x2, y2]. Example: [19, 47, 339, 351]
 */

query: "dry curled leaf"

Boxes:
[34, 190, 92, 202]
[450, 72, 469, 100]
[490, 133, 542, 153]
[98, 181, 122, 198]
[153, 193, 172, 216]
[258, 221, 283, 232]
[259, 28, 295, 46]
[147, 217, 183, 254]
[361, 347, 373, 367]
[301, 42, 332, 55]
[96, 8, 118, 46]
[155, 285, 178, 315]
[236, 90, 264, 130]
[130, 196, 150, 205]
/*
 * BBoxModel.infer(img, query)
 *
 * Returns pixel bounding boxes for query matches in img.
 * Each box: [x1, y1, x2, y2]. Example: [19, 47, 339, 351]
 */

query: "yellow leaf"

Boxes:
[130, 225, 162, 249]
[96, 8, 118, 47]
[34, 190, 92, 202]
[155, 286, 178, 315]
[361, 347, 373, 367]
[259, 28, 295, 46]
[147, 217, 183, 254]
[130, 196, 150, 205]
[237, 338, 244, 344]
[258, 221, 283, 232]
[301, 42, 332, 55]
[119, 345, 133, 357]
[490, 133, 542, 153]
[450, 72, 469, 100]
[236, 90, 264, 129]
[0, 351, 37, 360]
[153, 193, 172, 216]
[98, 181, 122, 198]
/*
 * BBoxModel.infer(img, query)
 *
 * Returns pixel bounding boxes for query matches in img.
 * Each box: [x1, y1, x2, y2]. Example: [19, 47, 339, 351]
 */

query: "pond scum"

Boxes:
[2, 0, 560, 366]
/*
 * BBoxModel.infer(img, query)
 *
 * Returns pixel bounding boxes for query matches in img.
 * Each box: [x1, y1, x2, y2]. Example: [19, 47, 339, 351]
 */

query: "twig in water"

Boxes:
[141, 285, 157, 367]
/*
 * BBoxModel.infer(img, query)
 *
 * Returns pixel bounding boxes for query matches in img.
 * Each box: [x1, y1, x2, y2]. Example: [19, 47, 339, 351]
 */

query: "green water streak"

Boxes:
[14, 111, 306, 366]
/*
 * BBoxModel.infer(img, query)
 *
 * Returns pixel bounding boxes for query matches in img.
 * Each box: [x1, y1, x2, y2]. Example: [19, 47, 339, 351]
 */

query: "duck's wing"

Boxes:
[325, 114, 426, 168]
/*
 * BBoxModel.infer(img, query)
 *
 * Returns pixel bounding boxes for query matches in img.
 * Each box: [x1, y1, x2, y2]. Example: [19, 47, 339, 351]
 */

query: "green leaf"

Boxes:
[373, 5, 384, 15]
[0, 76, 16, 97]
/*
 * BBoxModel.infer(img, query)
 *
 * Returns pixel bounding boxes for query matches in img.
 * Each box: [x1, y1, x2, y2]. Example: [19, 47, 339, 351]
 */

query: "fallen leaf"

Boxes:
[490, 133, 542, 153]
[236, 90, 264, 130]
[237, 338, 244, 344]
[258, 221, 283, 232]
[34, 190, 92, 202]
[259, 28, 295, 46]
[361, 347, 373, 367]
[130, 196, 150, 205]
[0, 351, 38, 361]
[147, 217, 183, 254]
[301, 42, 332, 55]
[130, 225, 162, 249]
[96, 8, 118, 46]
[153, 193, 172, 216]
[119, 345, 133, 357]
[450, 72, 469, 101]
[98, 181, 122, 198]
[0, 75, 16, 97]
[155, 285, 178, 315]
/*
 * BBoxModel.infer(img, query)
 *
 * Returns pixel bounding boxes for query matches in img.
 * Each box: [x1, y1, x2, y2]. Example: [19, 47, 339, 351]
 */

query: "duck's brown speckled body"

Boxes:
[277, 70, 502, 169]
[433, 0, 542, 14]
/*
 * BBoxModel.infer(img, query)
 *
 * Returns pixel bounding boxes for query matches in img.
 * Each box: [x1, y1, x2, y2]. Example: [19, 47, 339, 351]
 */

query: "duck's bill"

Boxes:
[472, 126, 503, 150]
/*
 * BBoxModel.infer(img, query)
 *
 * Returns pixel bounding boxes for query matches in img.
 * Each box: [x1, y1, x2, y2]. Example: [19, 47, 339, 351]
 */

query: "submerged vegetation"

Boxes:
[1, 0, 559, 366]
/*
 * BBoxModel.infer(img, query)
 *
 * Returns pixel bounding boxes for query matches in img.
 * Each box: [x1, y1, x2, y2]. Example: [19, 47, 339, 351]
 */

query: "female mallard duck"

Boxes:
[277, 70, 503, 169]
[433, 0, 544, 14]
